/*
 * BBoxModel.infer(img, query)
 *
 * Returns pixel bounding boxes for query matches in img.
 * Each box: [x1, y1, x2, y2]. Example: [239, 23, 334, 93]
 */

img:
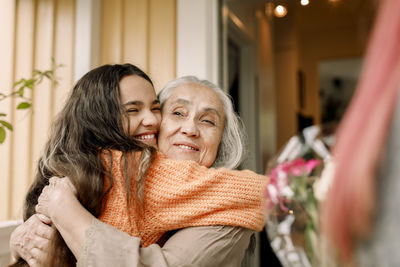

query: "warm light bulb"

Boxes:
[274, 5, 287, 18]
[300, 0, 309, 6]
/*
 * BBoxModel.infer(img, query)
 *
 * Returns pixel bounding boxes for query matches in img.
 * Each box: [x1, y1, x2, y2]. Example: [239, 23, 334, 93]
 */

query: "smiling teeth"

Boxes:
[178, 145, 197, 150]
[136, 134, 155, 140]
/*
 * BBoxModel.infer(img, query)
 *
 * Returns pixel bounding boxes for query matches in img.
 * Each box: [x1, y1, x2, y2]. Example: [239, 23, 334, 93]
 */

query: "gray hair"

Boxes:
[158, 76, 246, 169]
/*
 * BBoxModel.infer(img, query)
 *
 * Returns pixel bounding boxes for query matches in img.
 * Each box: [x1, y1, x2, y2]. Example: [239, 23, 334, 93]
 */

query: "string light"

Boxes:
[300, 0, 309, 6]
[274, 4, 288, 18]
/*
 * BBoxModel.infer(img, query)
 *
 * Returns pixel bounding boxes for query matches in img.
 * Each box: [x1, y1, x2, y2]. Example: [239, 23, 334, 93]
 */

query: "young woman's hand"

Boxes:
[35, 177, 77, 220]
[9, 214, 54, 267]
[35, 176, 93, 260]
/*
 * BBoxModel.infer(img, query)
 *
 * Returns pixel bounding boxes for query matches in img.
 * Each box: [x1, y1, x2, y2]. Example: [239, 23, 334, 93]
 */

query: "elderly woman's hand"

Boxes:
[9, 214, 53, 267]
[35, 177, 77, 220]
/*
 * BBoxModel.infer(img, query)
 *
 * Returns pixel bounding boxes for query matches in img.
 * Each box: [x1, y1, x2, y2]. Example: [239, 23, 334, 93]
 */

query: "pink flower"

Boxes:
[286, 158, 307, 176]
[305, 159, 321, 174]
[265, 158, 321, 212]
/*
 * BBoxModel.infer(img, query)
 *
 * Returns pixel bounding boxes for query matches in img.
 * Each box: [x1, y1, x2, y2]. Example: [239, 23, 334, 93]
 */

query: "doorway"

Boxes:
[318, 58, 362, 133]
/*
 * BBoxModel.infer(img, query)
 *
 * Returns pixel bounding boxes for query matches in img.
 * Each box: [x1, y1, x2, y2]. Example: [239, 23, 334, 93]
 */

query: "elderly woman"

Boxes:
[11, 73, 265, 267]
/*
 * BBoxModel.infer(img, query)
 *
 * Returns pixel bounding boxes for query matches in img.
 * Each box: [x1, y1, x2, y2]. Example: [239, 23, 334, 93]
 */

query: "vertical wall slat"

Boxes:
[123, 0, 148, 71]
[148, 0, 176, 92]
[0, 0, 16, 221]
[73, 0, 101, 82]
[101, 0, 123, 64]
[31, 0, 55, 162]
[15, 0, 56, 219]
[9, 0, 36, 220]
[54, 0, 75, 114]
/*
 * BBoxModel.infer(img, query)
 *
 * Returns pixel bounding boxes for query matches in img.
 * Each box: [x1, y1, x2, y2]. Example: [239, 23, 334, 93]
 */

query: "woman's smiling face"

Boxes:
[119, 75, 161, 148]
[157, 83, 225, 167]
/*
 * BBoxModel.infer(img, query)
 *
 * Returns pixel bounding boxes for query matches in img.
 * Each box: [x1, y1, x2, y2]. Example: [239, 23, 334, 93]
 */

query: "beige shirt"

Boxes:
[77, 219, 254, 267]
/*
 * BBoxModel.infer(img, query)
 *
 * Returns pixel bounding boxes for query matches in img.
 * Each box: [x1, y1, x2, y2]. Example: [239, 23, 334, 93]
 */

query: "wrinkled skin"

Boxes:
[9, 214, 53, 267]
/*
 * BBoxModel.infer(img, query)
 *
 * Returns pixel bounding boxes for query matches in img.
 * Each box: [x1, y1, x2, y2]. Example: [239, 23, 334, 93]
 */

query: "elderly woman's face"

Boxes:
[158, 83, 225, 167]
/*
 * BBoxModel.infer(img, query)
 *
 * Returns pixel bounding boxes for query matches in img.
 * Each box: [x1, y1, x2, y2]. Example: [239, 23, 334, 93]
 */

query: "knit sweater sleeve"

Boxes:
[139, 152, 267, 245]
[100, 150, 268, 247]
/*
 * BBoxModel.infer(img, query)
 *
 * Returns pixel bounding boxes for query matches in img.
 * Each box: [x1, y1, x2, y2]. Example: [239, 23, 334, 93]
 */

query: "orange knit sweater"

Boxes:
[99, 150, 267, 247]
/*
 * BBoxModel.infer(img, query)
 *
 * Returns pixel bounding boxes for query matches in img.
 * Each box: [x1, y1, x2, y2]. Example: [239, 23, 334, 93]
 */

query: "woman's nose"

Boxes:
[142, 111, 160, 127]
[181, 119, 199, 137]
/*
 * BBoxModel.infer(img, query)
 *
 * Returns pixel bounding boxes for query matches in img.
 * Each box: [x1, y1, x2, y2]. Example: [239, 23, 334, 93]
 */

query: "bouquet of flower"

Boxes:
[265, 125, 335, 267]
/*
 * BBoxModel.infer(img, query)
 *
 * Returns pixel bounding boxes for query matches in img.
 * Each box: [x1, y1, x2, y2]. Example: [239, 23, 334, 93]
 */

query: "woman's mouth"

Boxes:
[134, 133, 158, 147]
[175, 143, 200, 151]
[135, 133, 157, 141]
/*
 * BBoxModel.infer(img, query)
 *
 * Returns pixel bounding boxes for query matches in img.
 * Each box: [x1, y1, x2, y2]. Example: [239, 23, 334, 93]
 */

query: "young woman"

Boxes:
[10, 65, 266, 266]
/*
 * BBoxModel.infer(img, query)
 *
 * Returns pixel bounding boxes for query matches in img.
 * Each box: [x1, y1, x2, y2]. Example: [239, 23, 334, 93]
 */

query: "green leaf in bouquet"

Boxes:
[292, 175, 308, 202]
[305, 221, 318, 262]
[305, 196, 319, 229]
[0, 120, 13, 131]
[0, 127, 6, 144]
[0, 113, 6, 117]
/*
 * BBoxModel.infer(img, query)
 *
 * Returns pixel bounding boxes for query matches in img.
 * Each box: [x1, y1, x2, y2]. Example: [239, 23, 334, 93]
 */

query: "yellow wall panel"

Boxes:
[100, 0, 176, 90]
[30, 0, 55, 187]
[0, 0, 16, 221]
[148, 0, 176, 92]
[123, 0, 148, 70]
[2, 0, 76, 220]
[1, 0, 176, 221]
[53, 0, 75, 114]
[101, 0, 123, 64]
[9, 0, 36, 220]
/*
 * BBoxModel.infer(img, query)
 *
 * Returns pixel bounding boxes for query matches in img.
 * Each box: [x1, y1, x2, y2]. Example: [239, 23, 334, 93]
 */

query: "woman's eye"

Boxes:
[127, 109, 139, 113]
[202, 119, 215, 126]
[173, 111, 183, 116]
[152, 107, 161, 112]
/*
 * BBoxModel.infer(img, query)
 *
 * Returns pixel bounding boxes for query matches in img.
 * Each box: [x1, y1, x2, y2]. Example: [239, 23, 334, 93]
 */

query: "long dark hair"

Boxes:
[10, 63, 156, 266]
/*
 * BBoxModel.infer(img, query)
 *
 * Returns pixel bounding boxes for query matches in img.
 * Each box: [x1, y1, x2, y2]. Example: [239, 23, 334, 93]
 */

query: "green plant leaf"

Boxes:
[13, 79, 25, 87]
[25, 78, 36, 89]
[305, 222, 317, 261]
[0, 127, 5, 144]
[305, 199, 318, 228]
[18, 87, 24, 97]
[43, 71, 52, 79]
[17, 102, 31, 109]
[0, 120, 13, 131]
[0, 113, 6, 117]
[33, 70, 41, 76]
